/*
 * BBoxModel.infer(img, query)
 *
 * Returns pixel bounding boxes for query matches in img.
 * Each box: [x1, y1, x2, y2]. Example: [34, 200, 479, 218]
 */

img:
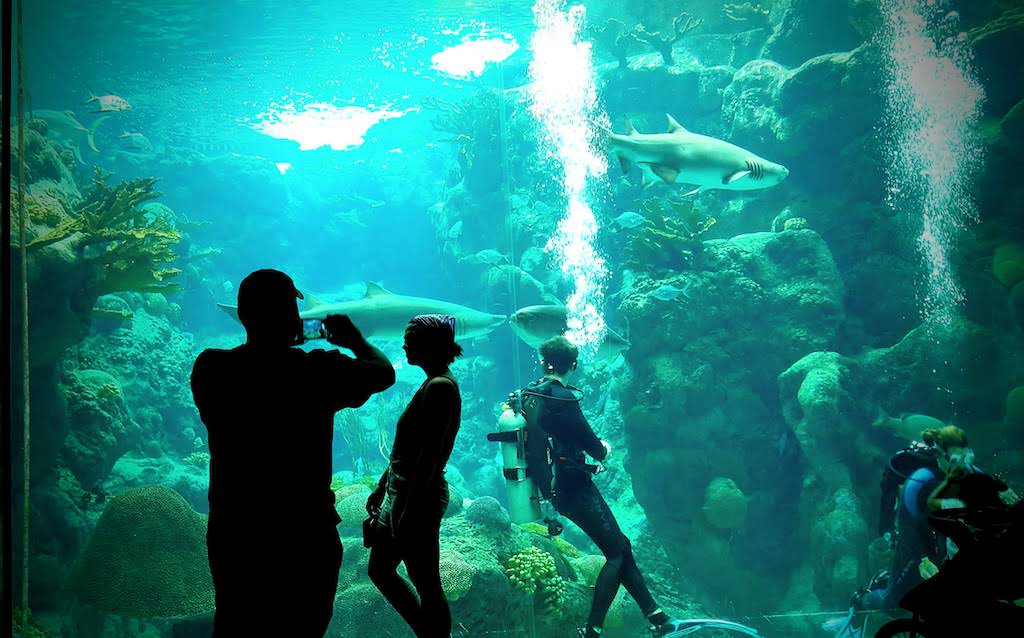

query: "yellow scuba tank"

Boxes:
[488, 392, 544, 524]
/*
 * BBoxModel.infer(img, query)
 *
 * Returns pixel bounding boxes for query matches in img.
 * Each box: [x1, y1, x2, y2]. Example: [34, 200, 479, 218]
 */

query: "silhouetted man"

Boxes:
[191, 269, 395, 637]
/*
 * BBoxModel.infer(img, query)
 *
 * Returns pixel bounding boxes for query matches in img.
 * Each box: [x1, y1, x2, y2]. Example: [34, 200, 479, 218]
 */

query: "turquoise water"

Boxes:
[10, 1, 1024, 637]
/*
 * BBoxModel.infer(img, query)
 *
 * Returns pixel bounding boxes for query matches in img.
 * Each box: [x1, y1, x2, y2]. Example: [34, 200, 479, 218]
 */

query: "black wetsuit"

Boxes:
[191, 345, 394, 637]
[369, 372, 461, 638]
[531, 378, 659, 629]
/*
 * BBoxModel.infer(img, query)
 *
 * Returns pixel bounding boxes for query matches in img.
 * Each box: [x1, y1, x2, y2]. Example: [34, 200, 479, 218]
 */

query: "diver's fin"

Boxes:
[617, 153, 633, 174]
[724, 169, 751, 185]
[303, 293, 327, 309]
[217, 303, 241, 322]
[648, 163, 680, 184]
[681, 186, 702, 197]
[623, 115, 638, 136]
[666, 114, 687, 133]
[365, 281, 393, 297]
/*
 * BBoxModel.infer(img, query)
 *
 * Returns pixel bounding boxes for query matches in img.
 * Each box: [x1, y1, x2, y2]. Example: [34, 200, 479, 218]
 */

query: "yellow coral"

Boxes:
[506, 546, 567, 617]
[28, 169, 182, 295]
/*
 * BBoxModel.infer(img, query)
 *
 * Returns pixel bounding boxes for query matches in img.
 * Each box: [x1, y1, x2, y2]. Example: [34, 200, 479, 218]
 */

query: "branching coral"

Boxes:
[506, 546, 567, 617]
[28, 168, 182, 296]
[624, 197, 716, 270]
[633, 12, 703, 66]
[586, 18, 639, 69]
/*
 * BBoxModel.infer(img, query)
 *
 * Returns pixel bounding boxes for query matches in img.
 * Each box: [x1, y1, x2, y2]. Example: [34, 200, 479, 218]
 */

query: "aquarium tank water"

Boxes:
[6, 0, 1024, 637]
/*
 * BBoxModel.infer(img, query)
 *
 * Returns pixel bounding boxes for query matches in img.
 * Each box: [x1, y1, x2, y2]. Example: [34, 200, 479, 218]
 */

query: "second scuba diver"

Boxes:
[836, 424, 1018, 635]
[513, 336, 682, 638]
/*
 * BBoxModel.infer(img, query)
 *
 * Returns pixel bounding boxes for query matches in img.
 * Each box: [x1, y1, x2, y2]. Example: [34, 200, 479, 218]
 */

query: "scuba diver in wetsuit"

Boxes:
[525, 336, 681, 638]
[838, 424, 1017, 633]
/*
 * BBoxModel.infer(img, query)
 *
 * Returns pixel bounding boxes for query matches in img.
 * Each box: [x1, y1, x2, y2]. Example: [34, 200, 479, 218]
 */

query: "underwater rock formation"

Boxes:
[762, 0, 874, 67]
[618, 228, 843, 610]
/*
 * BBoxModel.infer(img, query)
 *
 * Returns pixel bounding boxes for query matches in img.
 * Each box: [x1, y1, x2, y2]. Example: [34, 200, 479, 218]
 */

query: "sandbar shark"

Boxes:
[218, 282, 507, 341]
[607, 114, 789, 195]
[31, 110, 109, 164]
[509, 305, 630, 363]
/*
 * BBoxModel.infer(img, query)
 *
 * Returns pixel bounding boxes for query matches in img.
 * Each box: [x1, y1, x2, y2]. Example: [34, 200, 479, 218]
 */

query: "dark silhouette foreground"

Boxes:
[191, 269, 394, 637]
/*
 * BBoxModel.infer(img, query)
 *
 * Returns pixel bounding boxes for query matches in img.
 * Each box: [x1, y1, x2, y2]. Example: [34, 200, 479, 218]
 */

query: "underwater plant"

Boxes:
[28, 168, 182, 297]
[623, 197, 715, 271]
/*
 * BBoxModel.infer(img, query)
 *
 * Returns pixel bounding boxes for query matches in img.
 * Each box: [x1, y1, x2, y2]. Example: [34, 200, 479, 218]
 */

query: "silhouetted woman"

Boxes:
[367, 314, 462, 637]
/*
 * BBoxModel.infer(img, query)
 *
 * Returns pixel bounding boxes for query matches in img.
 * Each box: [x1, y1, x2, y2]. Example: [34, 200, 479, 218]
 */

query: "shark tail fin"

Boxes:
[217, 303, 241, 323]
[86, 115, 110, 153]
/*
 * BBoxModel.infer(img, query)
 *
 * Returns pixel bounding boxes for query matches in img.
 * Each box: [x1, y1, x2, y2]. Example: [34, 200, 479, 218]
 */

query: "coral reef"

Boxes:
[702, 477, 749, 530]
[69, 486, 214, 618]
[439, 549, 478, 602]
[507, 546, 568, 617]
[633, 12, 703, 66]
[28, 169, 181, 297]
[465, 495, 511, 531]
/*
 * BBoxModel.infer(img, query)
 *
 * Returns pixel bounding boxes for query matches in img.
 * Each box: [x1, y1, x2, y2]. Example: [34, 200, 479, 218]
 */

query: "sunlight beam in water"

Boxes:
[526, 0, 609, 359]
[253, 102, 415, 151]
[880, 0, 984, 328]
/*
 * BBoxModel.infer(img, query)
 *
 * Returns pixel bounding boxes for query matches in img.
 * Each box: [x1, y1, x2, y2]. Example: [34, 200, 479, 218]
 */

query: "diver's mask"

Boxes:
[936, 446, 975, 475]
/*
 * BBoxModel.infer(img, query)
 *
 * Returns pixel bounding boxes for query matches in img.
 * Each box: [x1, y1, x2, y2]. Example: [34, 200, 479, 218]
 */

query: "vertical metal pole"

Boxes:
[1, 0, 13, 629]
[495, 0, 522, 389]
[16, 0, 31, 621]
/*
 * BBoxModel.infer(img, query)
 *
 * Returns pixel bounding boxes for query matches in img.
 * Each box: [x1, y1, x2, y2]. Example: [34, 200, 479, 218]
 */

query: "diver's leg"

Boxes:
[368, 539, 423, 631]
[558, 481, 627, 632]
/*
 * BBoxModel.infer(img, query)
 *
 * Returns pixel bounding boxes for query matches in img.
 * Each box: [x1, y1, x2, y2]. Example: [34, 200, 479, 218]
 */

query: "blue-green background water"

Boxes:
[11, 1, 1024, 636]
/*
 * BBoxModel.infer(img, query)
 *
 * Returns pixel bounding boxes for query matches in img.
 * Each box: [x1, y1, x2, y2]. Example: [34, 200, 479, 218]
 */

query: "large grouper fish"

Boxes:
[607, 114, 790, 195]
[218, 282, 507, 341]
[509, 305, 630, 363]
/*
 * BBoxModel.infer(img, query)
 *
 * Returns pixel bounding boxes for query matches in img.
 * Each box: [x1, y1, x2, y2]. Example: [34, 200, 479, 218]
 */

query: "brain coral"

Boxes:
[70, 485, 214, 618]
[336, 492, 371, 529]
[993, 243, 1024, 288]
[702, 477, 749, 530]
[439, 549, 477, 601]
[570, 554, 607, 586]
[465, 495, 511, 530]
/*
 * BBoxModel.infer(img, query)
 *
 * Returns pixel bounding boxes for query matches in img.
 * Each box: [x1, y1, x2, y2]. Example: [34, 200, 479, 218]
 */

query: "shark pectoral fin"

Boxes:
[666, 114, 687, 133]
[365, 281, 393, 297]
[723, 169, 751, 185]
[648, 164, 680, 184]
[86, 115, 109, 153]
[303, 293, 327, 310]
[217, 303, 241, 322]
[617, 153, 633, 174]
[681, 186, 702, 197]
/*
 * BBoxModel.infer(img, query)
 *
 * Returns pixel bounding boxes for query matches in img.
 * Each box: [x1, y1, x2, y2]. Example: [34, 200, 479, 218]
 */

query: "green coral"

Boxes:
[439, 549, 477, 601]
[624, 197, 715, 270]
[183, 451, 210, 468]
[518, 522, 582, 558]
[506, 546, 568, 617]
[28, 168, 182, 296]
[70, 485, 215, 618]
[702, 477, 749, 530]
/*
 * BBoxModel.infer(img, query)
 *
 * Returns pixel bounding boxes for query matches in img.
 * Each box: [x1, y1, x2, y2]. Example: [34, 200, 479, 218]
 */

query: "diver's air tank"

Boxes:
[494, 395, 543, 524]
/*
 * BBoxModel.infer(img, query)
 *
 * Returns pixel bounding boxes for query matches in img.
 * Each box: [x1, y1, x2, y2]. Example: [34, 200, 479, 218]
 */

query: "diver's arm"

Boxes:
[393, 378, 458, 530]
[561, 398, 607, 462]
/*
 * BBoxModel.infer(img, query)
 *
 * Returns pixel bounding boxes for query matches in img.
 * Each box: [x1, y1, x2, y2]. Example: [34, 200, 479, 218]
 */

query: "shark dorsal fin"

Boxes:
[623, 116, 638, 136]
[303, 293, 327, 309]
[365, 282, 392, 297]
[666, 114, 687, 134]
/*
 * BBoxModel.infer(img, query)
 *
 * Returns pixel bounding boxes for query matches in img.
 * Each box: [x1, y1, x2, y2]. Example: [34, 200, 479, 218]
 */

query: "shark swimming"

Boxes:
[509, 305, 630, 363]
[31, 110, 109, 164]
[606, 114, 790, 196]
[218, 282, 507, 341]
